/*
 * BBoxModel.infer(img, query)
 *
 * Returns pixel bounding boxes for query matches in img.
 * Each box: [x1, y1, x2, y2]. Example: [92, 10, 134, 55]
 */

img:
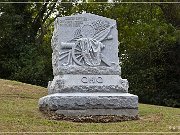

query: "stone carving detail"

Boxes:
[59, 20, 115, 67]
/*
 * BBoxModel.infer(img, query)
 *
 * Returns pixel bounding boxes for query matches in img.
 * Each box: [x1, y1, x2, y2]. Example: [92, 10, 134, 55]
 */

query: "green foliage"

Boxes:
[0, 2, 53, 86]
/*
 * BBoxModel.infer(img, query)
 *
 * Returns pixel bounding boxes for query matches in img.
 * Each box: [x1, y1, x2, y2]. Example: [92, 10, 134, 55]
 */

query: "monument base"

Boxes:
[40, 110, 139, 123]
[38, 93, 138, 122]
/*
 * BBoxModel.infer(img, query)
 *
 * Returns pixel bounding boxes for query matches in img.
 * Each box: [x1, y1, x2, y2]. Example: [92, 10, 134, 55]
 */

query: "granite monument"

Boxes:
[38, 13, 138, 122]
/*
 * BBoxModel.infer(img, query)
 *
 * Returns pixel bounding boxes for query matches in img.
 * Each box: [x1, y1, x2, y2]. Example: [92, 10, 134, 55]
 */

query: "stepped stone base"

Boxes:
[55, 109, 138, 116]
[38, 93, 138, 122]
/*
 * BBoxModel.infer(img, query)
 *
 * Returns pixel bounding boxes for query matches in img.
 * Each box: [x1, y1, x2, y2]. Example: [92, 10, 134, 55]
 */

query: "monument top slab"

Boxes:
[52, 13, 120, 75]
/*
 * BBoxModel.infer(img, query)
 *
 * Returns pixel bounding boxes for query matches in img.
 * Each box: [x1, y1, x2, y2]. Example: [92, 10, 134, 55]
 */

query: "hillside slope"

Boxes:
[0, 79, 179, 133]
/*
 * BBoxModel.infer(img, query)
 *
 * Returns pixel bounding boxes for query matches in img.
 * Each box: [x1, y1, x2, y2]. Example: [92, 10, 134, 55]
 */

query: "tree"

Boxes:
[0, 0, 55, 86]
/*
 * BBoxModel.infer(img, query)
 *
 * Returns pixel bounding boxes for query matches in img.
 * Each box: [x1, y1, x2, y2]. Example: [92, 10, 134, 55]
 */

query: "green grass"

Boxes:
[0, 79, 179, 134]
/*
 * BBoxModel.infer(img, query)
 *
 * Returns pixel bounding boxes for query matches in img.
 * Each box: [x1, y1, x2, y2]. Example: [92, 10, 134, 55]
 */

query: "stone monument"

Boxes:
[38, 13, 138, 122]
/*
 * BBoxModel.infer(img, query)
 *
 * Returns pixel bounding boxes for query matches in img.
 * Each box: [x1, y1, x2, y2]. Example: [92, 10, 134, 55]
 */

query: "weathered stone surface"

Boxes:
[49, 85, 127, 94]
[53, 65, 121, 76]
[38, 93, 138, 111]
[48, 75, 129, 94]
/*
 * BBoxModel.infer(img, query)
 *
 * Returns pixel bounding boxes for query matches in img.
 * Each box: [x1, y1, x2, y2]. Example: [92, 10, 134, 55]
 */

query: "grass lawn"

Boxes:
[0, 79, 179, 134]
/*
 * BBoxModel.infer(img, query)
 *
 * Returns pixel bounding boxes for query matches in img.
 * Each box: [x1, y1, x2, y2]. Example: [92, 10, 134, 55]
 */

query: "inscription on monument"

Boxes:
[81, 76, 103, 84]
[59, 17, 88, 27]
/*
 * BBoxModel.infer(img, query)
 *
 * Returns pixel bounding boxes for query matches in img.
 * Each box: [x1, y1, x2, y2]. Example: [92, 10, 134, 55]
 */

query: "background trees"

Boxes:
[0, 0, 179, 107]
[0, 1, 52, 86]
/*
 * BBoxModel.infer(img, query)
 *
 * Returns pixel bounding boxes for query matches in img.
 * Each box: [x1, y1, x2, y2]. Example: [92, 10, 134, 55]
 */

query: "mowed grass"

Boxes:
[0, 79, 179, 133]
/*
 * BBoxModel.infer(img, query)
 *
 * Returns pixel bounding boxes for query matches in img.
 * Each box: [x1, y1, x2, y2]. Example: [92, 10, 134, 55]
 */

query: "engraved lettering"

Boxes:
[65, 17, 75, 20]
[89, 77, 96, 83]
[59, 17, 87, 27]
[96, 77, 103, 83]
[81, 77, 88, 83]
[81, 76, 103, 83]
